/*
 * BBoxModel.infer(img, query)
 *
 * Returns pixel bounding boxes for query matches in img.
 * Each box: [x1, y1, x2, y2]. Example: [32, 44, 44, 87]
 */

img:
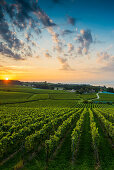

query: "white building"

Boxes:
[70, 89, 76, 92]
[54, 87, 64, 90]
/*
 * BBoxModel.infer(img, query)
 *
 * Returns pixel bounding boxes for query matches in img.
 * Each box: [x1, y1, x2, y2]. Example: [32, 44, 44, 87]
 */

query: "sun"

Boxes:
[5, 78, 9, 80]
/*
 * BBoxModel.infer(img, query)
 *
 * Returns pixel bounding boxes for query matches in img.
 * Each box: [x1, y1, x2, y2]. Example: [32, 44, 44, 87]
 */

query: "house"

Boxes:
[54, 87, 64, 90]
[69, 89, 76, 92]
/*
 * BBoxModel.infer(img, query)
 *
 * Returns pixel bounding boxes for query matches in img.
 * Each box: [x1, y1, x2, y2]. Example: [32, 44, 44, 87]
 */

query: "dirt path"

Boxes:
[91, 93, 100, 101]
[96, 93, 100, 99]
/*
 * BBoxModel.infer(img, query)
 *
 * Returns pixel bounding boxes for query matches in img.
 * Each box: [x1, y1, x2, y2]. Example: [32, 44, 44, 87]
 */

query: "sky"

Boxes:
[0, 0, 114, 85]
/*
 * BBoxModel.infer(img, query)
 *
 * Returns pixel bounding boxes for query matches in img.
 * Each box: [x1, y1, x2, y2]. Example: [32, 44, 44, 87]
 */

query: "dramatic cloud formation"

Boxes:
[0, 0, 39, 29]
[0, 6, 23, 49]
[0, 0, 114, 83]
[0, 43, 23, 60]
[0, 0, 92, 63]
[0, 0, 41, 59]
[0, 0, 57, 60]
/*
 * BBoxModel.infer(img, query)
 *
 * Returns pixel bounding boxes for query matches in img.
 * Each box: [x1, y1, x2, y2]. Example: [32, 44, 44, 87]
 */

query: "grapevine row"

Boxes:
[93, 109, 114, 141]
[25, 109, 83, 152]
[89, 109, 99, 162]
[71, 108, 86, 159]
[45, 109, 83, 159]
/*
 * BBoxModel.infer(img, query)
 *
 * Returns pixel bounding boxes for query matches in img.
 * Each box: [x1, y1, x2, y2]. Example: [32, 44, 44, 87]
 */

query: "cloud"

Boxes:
[76, 29, 93, 55]
[97, 52, 111, 63]
[0, 0, 55, 30]
[48, 28, 59, 43]
[47, 27, 63, 53]
[0, 6, 27, 59]
[25, 33, 31, 41]
[0, 43, 23, 60]
[1, 0, 38, 30]
[101, 57, 114, 72]
[58, 57, 67, 63]
[0, 1, 42, 59]
[0, 0, 57, 61]
[68, 43, 74, 53]
[61, 29, 74, 36]
[67, 16, 76, 26]
[53, 45, 62, 53]
[35, 7, 56, 27]
[97, 51, 114, 72]
[0, 20, 23, 50]
[76, 47, 82, 55]
[58, 57, 73, 71]
[44, 52, 52, 58]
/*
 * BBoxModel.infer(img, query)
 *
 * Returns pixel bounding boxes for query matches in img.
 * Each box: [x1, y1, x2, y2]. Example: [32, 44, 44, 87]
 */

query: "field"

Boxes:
[0, 86, 114, 170]
[97, 93, 114, 102]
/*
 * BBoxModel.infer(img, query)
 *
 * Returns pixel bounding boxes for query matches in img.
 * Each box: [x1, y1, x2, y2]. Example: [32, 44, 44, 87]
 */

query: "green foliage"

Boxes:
[71, 108, 86, 154]
[45, 109, 83, 157]
[95, 108, 114, 123]
[49, 93, 80, 100]
[93, 109, 114, 141]
[0, 107, 77, 157]
[0, 91, 31, 104]
[0, 87, 114, 169]
[89, 109, 99, 148]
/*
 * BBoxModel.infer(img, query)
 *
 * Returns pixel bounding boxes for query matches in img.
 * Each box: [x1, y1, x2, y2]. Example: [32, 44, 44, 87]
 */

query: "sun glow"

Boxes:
[0, 74, 15, 81]
[5, 78, 9, 80]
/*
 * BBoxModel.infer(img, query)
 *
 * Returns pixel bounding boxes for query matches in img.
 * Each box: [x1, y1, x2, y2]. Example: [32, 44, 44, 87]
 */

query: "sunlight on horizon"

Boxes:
[0, 0, 114, 84]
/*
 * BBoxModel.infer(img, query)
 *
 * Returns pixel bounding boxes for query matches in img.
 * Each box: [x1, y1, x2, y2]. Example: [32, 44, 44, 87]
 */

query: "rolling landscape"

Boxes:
[0, 84, 114, 170]
[0, 0, 114, 170]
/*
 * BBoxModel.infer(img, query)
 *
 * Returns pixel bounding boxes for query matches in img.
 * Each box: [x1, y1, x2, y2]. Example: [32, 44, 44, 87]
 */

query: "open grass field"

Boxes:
[0, 85, 67, 94]
[0, 85, 98, 104]
[0, 86, 114, 170]
[0, 91, 31, 104]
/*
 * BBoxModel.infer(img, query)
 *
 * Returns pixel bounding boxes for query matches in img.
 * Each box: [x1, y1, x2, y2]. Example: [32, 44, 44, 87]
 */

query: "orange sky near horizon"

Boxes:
[0, 66, 113, 83]
[0, 52, 113, 83]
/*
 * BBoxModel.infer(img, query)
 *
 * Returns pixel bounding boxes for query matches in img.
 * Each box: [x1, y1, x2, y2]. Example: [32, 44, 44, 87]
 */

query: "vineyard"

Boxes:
[0, 87, 114, 170]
